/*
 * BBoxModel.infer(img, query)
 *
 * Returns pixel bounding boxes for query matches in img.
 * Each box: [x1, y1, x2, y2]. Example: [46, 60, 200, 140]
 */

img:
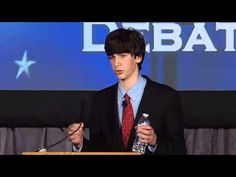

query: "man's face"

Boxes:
[108, 53, 142, 81]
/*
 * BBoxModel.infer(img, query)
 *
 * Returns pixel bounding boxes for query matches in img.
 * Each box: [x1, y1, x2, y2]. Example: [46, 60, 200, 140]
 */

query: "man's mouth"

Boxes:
[115, 70, 123, 75]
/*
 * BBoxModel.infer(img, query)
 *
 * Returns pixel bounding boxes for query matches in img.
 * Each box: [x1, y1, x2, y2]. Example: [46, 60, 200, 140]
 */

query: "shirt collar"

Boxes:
[118, 75, 146, 101]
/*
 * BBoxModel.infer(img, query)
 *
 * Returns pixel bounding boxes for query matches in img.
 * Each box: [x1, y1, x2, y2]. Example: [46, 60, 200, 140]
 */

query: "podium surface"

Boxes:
[22, 152, 141, 155]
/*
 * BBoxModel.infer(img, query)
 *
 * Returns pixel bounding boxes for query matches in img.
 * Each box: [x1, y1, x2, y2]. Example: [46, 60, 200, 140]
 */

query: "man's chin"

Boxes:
[117, 75, 126, 80]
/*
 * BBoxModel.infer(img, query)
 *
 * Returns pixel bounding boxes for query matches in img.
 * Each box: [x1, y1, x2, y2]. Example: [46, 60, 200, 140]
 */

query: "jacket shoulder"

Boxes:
[144, 76, 180, 101]
[145, 76, 177, 93]
[93, 83, 117, 100]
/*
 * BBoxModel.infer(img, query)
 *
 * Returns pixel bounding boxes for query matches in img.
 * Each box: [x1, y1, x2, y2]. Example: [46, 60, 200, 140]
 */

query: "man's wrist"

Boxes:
[149, 132, 157, 145]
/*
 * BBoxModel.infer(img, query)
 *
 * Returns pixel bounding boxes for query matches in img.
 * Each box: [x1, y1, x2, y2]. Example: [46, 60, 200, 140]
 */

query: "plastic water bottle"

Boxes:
[132, 113, 150, 154]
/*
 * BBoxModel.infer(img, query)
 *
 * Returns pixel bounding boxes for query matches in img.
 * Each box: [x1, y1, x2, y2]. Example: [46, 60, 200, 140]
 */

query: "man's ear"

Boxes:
[135, 56, 142, 63]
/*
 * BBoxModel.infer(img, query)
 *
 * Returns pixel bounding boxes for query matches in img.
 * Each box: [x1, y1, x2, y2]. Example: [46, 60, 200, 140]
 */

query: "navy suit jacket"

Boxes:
[84, 76, 186, 154]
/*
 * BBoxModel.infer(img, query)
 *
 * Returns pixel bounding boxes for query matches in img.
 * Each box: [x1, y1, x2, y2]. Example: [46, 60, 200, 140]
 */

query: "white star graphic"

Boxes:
[15, 50, 36, 79]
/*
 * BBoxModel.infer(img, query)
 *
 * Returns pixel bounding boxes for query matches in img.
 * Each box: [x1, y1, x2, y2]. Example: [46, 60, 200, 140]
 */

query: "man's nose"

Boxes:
[114, 58, 121, 67]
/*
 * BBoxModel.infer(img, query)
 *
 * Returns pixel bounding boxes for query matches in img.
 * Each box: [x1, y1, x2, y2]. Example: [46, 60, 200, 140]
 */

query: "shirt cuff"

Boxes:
[148, 144, 157, 152]
[72, 143, 83, 152]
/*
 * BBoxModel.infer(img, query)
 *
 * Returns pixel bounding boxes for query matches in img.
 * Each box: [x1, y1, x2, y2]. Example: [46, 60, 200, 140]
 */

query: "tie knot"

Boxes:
[124, 94, 130, 102]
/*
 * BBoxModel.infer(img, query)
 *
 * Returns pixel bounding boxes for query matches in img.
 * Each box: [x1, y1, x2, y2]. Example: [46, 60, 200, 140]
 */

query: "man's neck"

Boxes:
[120, 72, 140, 92]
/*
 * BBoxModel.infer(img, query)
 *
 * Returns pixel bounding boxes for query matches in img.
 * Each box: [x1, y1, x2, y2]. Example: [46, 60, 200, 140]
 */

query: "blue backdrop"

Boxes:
[0, 22, 236, 90]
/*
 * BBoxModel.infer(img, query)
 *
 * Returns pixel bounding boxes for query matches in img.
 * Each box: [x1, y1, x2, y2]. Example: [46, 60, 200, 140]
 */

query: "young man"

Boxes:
[68, 28, 186, 154]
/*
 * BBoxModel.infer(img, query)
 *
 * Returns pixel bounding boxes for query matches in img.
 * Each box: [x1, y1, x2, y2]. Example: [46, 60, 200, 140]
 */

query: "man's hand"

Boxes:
[136, 125, 157, 146]
[68, 122, 84, 146]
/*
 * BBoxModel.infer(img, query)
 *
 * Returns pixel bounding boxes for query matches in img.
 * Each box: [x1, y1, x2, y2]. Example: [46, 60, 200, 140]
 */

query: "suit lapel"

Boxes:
[127, 78, 153, 150]
[135, 77, 152, 126]
[109, 84, 125, 150]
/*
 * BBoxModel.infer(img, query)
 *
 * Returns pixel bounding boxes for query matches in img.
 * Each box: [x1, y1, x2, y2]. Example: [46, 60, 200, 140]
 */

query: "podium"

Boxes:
[22, 152, 141, 155]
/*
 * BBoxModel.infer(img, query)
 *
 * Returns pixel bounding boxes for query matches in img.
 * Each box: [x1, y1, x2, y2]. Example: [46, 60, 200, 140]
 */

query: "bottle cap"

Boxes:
[142, 113, 149, 118]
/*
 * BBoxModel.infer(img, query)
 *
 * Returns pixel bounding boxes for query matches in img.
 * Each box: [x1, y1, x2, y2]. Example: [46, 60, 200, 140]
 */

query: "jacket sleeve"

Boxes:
[153, 91, 186, 155]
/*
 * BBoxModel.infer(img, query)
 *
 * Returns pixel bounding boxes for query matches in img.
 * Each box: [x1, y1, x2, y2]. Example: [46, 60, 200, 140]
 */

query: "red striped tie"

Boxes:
[122, 94, 134, 148]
